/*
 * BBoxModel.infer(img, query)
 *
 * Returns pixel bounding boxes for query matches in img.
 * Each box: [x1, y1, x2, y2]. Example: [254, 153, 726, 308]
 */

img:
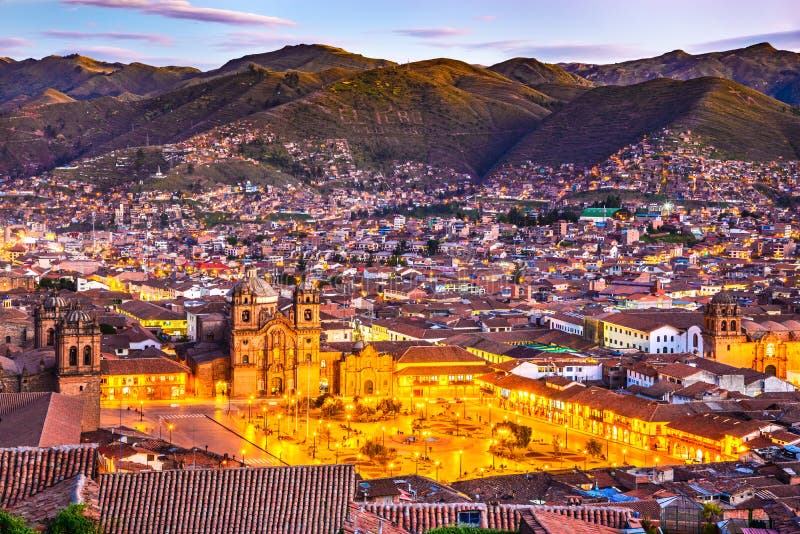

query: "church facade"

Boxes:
[229, 269, 332, 397]
[704, 291, 800, 383]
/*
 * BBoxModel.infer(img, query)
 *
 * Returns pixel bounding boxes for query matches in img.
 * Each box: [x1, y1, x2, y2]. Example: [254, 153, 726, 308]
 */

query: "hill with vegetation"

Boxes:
[561, 43, 800, 105]
[0, 54, 198, 109]
[1, 43, 800, 179]
[488, 57, 593, 103]
[206, 44, 396, 77]
[257, 59, 553, 174]
[499, 76, 800, 167]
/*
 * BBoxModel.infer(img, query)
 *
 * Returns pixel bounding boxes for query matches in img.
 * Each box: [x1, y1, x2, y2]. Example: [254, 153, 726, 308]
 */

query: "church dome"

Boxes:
[234, 268, 277, 299]
[44, 294, 67, 310]
[65, 308, 93, 324]
[710, 291, 735, 305]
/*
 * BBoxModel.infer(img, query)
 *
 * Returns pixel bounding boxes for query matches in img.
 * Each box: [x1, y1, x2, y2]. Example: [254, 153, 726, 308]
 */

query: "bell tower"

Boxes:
[702, 291, 744, 364]
[55, 306, 101, 431]
[293, 279, 321, 395]
[34, 292, 65, 348]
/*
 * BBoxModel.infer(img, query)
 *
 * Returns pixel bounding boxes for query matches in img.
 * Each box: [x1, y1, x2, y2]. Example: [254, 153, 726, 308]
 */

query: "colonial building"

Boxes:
[229, 269, 327, 397]
[703, 291, 800, 382]
[0, 294, 102, 431]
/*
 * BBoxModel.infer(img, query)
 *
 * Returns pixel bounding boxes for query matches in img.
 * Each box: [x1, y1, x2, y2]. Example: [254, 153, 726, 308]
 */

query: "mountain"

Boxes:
[67, 62, 199, 100]
[207, 44, 396, 77]
[499, 77, 800, 167]
[0, 54, 199, 109]
[2, 44, 800, 179]
[0, 88, 76, 113]
[256, 59, 554, 175]
[0, 67, 327, 176]
[561, 43, 800, 105]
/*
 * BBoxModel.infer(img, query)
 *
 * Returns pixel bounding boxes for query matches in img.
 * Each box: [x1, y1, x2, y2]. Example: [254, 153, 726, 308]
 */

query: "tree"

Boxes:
[586, 438, 604, 458]
[426, 239, 440, 256]
[702, 502, 722, 534]
[552, 435, 562, 457]
[49, 504, 99, 534]
[495, 421, 531, 449]
[0, 510, 35, 534]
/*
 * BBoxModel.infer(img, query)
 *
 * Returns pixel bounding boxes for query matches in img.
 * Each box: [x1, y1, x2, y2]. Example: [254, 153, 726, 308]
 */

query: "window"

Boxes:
[4, 336, 9, 344]
[721, 321, 727, 332]
[242, 310, 250, 323]
[69, 346, 78, 366]
[693, 333, 699, 348]
[730, 320, 736, 332]
[304, 309, 312, 321]
[243, 355, 249, 364]
[83, 346, 92, 366]
[320, 360, 326, 368]
[458, 511, 481, 527]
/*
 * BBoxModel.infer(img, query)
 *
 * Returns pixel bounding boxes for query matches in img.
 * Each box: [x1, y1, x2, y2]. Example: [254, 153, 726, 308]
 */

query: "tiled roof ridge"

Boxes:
[0, 392, 51, 415]
[0, 444, 98, 509]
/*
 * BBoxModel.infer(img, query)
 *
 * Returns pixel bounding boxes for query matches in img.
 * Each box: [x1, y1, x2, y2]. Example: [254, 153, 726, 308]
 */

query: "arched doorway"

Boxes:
[765, 364, 777, 376]
[270, 377, 283, 395]
[364, 380, 374, 395]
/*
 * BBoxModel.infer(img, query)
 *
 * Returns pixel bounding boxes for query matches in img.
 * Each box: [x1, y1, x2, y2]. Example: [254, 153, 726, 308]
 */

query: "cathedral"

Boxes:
[229, 269, 330, 397]
[0, 294, 101, 431]
[703, 291, 800, 383]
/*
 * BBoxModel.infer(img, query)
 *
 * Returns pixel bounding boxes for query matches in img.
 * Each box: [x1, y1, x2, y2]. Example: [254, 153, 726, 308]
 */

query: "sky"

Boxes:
[0, 0, 798, 69]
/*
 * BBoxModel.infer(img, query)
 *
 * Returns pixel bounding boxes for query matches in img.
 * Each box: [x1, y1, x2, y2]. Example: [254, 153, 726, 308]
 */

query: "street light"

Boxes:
[167, 422, 174, 444]
[458, 449, 463, 479]
[388, 462, 394, 477]
[241, 448, 246, 467]
[489, 439, 496, 470]
[605, 433, 610, 460]
[248, 396, 253, 423]
[326, 423, 331, 450]
[564, 424, 568, 449]
[262, 406, 268, 438]
[277, 414, 283, 439]
[455, 413, 460, 437]
[381, 426, 386, 447]
[312, 432, 317, 459]
[583, 449, 588, 471]
[414, 452, 420, 475]
[139, 400, 143, 422]
[623, 448, 627, 465]
[435, 460, 440, 482]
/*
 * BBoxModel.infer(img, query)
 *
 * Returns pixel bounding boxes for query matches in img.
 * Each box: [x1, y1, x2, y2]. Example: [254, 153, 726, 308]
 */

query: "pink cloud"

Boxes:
[43, 30, 174, 46]
[394, 27, 469, 39]
[58, 45, 146, 62]
[0, 37, 32, 54]
[62, 0, 296, 27]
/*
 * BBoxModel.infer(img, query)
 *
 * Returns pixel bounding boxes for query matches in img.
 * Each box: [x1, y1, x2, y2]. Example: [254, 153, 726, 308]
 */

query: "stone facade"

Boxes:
[228, 270, 332, 398]
[704, 291, 800, 382]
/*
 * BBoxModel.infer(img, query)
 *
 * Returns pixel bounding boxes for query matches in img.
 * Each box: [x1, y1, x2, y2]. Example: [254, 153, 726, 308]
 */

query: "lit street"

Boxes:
[102, 394, 685, 482]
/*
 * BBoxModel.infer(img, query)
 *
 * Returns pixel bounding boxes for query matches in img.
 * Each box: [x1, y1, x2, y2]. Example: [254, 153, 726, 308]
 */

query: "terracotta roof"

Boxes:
[364, 503, 636, 532]
[8, 474, 100, 529]
[342, 503, 412, 534]
[0, 392, 84, 447]
[101, 357, 190, 376]
[98, 464, 356, 533]
[397, 345, 486, 365]
[0, 444, 98, 509]
[395, 364, 492, 377]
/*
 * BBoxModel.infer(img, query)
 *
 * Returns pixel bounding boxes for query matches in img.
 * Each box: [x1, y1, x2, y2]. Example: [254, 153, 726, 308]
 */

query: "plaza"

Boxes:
[101, 393, 685, 483]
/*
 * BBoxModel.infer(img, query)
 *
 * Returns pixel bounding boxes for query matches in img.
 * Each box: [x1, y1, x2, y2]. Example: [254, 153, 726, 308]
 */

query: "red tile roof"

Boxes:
[363, 502, 637, 532]
[98, 464, 356, 533]
[0, 444, 98, 509]
[0, 392, 84, 447]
